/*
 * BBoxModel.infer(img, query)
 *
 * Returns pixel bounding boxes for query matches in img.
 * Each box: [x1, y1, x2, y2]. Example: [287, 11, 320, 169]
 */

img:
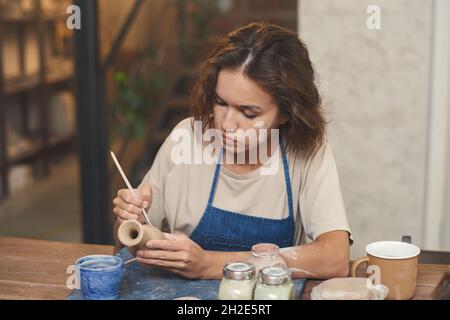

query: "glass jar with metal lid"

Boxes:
[247, 243, 287, 276]
[253, 266, 295, 300]
[217, 262, 256, 300]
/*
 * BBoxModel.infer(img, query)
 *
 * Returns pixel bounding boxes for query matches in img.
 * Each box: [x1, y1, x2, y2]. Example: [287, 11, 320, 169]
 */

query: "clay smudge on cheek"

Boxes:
[253, 120, 265, 129]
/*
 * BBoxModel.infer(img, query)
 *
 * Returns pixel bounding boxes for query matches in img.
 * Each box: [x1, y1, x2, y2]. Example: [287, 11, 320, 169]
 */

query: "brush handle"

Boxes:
[110, 151, 152, 226]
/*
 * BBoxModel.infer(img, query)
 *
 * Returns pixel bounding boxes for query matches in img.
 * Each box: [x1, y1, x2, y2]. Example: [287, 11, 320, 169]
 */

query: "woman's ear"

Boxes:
[279, 116, 288, 125]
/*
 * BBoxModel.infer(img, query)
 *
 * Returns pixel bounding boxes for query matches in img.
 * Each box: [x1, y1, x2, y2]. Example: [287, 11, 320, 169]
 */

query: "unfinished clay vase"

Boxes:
[117, 220, 165, 255]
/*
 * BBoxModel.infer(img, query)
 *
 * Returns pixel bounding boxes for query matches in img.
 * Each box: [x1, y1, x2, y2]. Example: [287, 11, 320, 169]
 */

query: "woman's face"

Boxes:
[213, 68, 284, 153]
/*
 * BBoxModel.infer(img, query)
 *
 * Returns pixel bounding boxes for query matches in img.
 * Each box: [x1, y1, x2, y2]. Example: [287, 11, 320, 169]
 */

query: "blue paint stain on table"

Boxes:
[66, 248, 306, 300]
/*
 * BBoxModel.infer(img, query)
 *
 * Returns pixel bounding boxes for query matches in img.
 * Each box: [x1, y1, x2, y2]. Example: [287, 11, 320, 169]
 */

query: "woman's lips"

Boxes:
[222, 134, 239, 145]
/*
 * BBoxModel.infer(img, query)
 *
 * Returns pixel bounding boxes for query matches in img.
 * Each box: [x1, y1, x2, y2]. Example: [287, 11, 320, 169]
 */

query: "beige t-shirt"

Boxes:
[139, 118, 352, 245]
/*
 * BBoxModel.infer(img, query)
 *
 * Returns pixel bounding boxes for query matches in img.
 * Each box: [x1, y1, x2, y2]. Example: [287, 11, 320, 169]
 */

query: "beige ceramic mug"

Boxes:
[351, 241, 420, 300]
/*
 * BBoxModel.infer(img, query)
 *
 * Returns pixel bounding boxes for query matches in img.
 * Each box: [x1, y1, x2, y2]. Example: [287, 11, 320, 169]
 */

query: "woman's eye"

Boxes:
[215, 99, 227, 106]
[244, 113, 257, 119]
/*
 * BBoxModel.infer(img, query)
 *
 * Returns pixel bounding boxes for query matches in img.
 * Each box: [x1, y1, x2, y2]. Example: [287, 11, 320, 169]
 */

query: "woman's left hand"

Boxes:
[136, 233, 211, 279]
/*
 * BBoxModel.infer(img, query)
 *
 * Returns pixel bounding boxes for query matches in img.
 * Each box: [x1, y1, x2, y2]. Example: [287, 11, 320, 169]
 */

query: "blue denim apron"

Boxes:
[190, 140, 297, 251]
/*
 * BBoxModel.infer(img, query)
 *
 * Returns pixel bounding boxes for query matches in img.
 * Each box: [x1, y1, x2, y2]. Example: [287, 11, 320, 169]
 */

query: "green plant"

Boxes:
[111, 60, 166, 160]
[110, 0, 218, 161]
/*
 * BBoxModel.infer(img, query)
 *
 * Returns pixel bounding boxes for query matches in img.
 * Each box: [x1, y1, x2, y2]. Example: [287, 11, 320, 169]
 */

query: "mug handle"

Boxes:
[351, 256, 369, 277]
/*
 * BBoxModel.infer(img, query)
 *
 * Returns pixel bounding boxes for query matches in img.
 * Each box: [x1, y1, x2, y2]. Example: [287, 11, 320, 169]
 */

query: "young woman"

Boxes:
[113, 22, 352, 280]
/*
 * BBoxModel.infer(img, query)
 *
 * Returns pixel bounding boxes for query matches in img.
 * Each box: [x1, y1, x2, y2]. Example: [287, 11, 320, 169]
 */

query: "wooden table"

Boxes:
[0, 237, 112, 299]
[302, 264, 449, 300]
[0, 237, 448, 300]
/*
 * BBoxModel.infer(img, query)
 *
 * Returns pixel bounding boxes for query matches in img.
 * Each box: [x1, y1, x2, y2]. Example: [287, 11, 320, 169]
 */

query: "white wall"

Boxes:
[424, 0, 450, 251]
[299, 0, 434, 259]
[441, 0, 450, 251]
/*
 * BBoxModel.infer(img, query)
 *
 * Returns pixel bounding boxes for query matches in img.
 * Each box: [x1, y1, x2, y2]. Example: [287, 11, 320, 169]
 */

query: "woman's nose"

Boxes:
[221, 108, 239, 132]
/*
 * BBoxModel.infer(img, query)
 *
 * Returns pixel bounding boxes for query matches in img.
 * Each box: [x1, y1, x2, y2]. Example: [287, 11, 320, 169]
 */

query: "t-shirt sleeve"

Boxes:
[138, 137, 173, 232]
[299, 142, 353, 243]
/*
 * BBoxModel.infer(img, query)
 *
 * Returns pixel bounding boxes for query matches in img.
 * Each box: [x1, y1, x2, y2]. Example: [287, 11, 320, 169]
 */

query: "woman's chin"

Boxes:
[223, 143, 248, 155]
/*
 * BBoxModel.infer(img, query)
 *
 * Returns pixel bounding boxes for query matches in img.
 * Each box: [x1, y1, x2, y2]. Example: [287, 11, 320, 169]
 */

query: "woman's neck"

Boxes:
[221, 143, 276, 175]
[222, 161, 262, 175]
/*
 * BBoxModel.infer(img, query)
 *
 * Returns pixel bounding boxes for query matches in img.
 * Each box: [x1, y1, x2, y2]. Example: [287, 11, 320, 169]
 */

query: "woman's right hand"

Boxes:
[113, 184, 152, 224]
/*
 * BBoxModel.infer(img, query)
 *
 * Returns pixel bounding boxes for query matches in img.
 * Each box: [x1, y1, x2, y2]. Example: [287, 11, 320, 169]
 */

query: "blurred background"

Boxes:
[0, 0, 448, 261]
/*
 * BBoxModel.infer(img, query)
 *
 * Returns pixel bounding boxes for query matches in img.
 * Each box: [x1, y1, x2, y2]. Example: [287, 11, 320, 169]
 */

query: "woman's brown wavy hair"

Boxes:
[191, 22, 325, 159]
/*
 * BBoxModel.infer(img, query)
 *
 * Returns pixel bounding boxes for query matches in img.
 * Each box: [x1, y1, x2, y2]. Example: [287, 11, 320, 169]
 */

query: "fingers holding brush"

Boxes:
[113, 187, 152, 223]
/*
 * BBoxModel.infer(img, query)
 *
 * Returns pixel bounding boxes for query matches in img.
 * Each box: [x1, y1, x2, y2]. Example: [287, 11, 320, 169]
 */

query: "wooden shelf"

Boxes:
[45, 67, 73, 85]
[8, 139, 44, 165]
[0, 14, 38, 24]
[0, 1, 77, 199]
[0, 0, 75, 199]
[3, 68, 73, 95]
[4, 75, 40, 95]
[48, 134, 75, 148]
[6, 134, 75, 166]
[42, 14, 67, 22]
[0, 14, 66, 24]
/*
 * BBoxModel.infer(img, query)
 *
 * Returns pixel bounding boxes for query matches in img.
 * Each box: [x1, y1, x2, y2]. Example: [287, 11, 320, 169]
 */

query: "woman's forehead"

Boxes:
[216, 69, 275, 109]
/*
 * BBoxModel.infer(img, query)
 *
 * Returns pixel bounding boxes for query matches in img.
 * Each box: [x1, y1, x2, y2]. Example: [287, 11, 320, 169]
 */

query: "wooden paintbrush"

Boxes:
[110, 151, 152, 226]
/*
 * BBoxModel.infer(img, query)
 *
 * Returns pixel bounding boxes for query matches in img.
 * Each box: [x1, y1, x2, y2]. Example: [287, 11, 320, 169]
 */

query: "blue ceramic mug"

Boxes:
[75, 255, 124, 300]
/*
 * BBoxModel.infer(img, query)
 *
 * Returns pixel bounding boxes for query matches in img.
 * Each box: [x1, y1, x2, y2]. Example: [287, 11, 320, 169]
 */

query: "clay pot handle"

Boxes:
[351, 256, 369, 277]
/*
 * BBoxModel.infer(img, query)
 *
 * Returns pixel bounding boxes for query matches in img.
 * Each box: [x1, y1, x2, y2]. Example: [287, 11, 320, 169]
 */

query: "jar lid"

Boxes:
[251, 243, 280, 257]
[260, 266, 291, 285]
[223, 262, 255, 280]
